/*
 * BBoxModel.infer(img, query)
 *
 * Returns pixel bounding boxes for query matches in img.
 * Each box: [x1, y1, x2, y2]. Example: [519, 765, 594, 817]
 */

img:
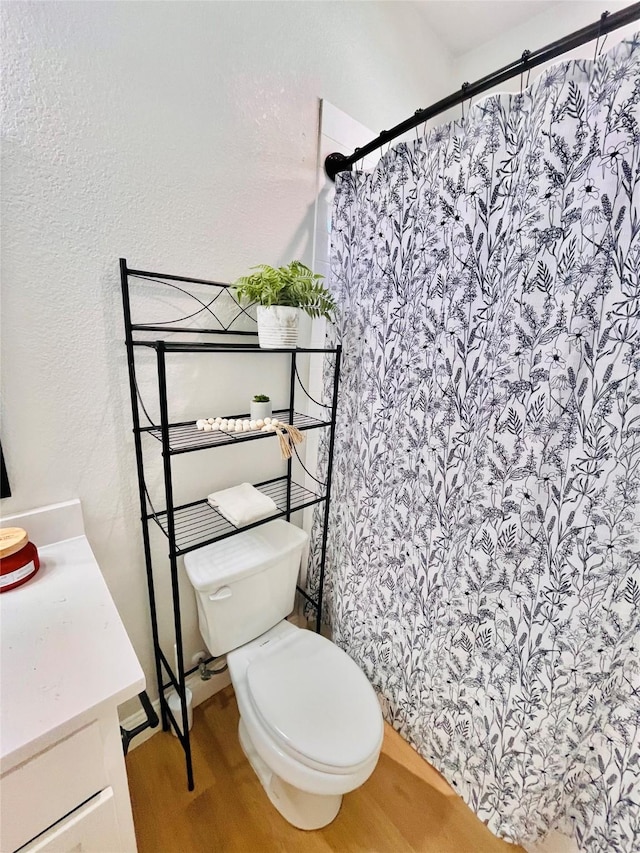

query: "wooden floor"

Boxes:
[127, 685, 524, 853]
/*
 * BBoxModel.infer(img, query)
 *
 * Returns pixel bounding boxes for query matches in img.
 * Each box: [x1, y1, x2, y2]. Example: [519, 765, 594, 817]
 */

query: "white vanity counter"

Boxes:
[0, 500, 144, 852]
[1, 533, 145, 771]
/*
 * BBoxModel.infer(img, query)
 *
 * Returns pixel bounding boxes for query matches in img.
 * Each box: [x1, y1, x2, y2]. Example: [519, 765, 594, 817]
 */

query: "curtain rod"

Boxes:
[325, 3, 640, 180]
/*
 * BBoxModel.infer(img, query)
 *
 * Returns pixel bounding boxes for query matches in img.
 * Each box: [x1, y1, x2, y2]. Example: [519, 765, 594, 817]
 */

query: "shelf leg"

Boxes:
[316, 345, 341, 633]
[120, 258, 168, 732]
[286, 351, 296, 520]
[157, 341, 195, 791]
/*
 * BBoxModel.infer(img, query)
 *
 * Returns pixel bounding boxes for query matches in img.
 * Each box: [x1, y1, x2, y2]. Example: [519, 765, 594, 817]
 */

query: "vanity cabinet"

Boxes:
[1, 500, 145, 852]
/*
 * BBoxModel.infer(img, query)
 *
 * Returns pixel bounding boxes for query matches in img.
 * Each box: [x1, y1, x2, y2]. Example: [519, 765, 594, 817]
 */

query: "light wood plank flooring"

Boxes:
[126, 685, 524, 853]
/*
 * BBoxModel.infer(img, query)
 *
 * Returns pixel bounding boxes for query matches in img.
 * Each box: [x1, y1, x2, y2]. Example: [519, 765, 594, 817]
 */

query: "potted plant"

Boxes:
[232, 261, 336, 348]
[250, 394, 272, 421]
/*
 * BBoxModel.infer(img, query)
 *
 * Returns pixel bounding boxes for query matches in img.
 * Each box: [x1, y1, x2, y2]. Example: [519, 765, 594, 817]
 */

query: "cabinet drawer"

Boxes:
[1, 721, 107, 852]
[19, 787, 119, 853]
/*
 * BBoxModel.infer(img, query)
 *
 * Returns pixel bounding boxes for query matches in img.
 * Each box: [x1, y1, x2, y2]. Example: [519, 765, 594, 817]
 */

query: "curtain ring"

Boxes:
[414, 109, 423, 143]
[379, 130, 392, 156]
[461, 82, 469, 120]
[520, 50, 531, 94]
[593, 11, 608, 62]
[598, 31, 609, 57]
[354, 146, 367, 173]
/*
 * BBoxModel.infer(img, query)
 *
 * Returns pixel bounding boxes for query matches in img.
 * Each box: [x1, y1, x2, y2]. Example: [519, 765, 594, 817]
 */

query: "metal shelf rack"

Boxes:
[119, 258, 341, 790]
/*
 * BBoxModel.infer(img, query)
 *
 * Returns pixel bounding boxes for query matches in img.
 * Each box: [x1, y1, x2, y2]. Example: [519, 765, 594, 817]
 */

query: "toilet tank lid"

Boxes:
[183, 520, 308, 591]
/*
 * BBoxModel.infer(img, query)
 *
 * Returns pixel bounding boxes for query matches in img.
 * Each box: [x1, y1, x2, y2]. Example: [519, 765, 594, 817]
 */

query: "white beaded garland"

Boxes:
[195, 415, 291, 437]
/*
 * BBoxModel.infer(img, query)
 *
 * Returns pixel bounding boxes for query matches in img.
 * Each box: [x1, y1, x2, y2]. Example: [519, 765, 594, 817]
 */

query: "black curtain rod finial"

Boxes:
[325, 152, 351, 182]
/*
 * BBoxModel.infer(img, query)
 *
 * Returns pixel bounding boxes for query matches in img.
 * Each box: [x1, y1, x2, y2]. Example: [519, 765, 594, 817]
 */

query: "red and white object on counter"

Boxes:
[0, 528, 40, 592]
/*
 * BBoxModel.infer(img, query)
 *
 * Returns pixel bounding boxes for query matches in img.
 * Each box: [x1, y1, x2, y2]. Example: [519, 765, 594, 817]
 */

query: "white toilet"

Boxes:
[184, 520, 383, 830]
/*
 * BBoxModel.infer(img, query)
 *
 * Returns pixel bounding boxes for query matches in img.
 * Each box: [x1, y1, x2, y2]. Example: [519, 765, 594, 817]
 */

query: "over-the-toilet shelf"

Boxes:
[120, 258, 341, 792]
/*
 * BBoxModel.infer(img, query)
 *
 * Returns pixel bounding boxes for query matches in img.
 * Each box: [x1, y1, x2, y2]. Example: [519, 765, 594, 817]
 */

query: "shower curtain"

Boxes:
[310, 34, 640, 852]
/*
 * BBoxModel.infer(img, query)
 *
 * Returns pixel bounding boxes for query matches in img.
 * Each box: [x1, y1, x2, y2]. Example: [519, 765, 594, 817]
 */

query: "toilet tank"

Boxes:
[183, 520, 309, 656]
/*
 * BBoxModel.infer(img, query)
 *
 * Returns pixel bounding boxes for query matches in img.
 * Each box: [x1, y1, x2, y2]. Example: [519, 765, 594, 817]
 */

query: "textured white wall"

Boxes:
[0, 0, 452, 711]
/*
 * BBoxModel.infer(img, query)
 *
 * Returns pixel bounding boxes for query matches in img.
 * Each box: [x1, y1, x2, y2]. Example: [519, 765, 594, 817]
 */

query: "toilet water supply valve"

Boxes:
[199, 659, 213, 681]
[194, 651, 228, 681]
[195, 416, 304, 460]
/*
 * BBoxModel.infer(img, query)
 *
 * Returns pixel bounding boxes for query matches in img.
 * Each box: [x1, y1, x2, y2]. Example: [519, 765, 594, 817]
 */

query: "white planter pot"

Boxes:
[250, 400, 272, 421]
[257, 305, 299, 349]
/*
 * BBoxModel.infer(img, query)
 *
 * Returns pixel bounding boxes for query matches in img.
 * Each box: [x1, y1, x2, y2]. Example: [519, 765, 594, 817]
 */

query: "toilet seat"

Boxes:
[246, 630, 383, 775]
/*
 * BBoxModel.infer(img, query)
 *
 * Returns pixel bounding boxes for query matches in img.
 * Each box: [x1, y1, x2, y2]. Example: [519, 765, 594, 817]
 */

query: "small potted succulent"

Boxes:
[232, 260, 336, 348]
[250, 394, 272, 421]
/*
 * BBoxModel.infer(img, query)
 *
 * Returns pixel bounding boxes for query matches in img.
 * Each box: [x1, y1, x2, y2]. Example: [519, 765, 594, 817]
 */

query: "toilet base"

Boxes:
[238, 718, 343, 830]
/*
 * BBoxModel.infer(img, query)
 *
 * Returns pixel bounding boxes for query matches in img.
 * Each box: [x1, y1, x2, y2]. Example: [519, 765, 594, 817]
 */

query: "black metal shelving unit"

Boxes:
[120, 258, 341, 790]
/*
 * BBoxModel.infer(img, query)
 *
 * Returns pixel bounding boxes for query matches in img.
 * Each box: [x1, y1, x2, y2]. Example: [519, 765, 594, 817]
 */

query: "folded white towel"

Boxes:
[207, 482, 278, 528]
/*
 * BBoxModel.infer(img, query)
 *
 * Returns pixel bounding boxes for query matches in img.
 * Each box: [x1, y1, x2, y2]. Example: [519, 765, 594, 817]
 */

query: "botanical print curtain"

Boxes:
[309, 35, 640, 852]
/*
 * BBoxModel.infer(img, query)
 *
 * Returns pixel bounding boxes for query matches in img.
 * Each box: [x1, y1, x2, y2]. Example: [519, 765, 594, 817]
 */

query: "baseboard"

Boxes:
[120, 667, 231, 752]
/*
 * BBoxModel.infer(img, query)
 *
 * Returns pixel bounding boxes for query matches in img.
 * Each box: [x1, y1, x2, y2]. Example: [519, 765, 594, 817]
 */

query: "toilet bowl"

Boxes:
[184, 520, 384, 829]
[227, 620, 384, 829]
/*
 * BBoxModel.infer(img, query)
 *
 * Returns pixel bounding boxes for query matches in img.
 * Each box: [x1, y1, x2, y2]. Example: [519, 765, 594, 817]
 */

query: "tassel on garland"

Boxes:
[194, 415, 304, 460]
[276, 423, 304, 460]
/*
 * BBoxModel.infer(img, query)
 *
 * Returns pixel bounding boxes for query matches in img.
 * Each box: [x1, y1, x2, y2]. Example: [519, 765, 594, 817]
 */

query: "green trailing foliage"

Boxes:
[252, 394, 270, 402]
[232, 261, 337, 321]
